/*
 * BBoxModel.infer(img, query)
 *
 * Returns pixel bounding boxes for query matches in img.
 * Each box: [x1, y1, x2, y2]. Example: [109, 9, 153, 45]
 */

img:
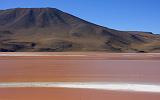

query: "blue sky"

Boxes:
[0, 0, 160, 34]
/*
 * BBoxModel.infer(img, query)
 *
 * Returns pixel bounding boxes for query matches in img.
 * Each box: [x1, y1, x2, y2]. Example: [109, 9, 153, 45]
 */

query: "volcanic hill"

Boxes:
[0, 8, 159, 52]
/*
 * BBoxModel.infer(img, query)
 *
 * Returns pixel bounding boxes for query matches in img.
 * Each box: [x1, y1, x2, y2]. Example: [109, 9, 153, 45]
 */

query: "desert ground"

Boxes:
[0, 52, 160, 100]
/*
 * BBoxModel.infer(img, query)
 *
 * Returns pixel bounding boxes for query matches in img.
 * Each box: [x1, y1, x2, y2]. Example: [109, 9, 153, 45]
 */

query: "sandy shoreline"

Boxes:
[0, 87, 160, 100]
[0, 52, 160, 60]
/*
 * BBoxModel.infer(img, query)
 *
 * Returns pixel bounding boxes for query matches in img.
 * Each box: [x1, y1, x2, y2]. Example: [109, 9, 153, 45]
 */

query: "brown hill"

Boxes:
[0, 8, 159, 52]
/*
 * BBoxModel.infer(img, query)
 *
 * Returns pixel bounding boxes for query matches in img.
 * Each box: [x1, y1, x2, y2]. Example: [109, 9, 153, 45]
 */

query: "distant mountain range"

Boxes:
[0, 8, 159, 52]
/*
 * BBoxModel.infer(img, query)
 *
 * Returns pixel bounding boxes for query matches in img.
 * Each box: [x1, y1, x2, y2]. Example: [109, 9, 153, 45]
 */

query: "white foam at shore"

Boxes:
[0, 82, 160, 93]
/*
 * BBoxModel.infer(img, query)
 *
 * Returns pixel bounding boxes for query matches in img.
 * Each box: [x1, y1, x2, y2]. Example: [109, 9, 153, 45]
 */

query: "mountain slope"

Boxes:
[0, 8, 159, 52]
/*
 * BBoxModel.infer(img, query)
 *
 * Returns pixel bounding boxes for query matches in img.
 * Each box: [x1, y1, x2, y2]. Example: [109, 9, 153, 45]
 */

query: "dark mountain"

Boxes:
[0, 8, 159, 52]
